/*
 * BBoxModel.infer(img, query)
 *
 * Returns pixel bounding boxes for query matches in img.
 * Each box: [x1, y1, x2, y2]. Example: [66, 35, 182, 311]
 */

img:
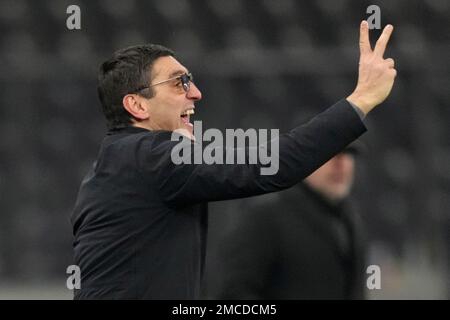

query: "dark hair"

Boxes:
[97, 44, 175, 129]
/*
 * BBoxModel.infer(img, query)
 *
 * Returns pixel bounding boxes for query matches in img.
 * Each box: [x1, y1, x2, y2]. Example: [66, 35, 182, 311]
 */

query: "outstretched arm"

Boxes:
[144, 22, 396, 205]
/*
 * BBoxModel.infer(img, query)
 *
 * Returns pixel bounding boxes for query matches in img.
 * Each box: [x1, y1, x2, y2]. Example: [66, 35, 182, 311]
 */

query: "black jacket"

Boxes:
[71, 99, 366, 299]
[210, 183, 367, 300]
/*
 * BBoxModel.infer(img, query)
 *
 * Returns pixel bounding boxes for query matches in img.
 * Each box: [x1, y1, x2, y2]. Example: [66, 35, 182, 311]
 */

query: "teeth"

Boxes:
[182, 109, 194, 116]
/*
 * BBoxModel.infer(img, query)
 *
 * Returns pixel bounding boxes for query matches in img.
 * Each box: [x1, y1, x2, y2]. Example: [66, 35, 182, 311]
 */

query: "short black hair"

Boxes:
[97, 44, 175, 129]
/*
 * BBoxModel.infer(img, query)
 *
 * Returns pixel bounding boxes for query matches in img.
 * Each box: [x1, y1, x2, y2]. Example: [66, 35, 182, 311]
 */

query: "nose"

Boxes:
[187, 82, 202, 101]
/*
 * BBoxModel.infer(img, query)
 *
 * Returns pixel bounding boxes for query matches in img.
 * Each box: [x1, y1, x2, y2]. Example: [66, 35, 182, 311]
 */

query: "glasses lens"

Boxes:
[180, 73, 192, 92]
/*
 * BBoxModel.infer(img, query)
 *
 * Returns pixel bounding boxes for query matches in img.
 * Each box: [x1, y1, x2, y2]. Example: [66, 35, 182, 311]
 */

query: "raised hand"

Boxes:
[347, 21, 397, 115]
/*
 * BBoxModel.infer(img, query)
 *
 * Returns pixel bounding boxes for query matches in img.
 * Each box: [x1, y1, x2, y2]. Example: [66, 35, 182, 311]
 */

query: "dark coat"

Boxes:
[210, 183, 367, 299]
[71, 100, 366, 299]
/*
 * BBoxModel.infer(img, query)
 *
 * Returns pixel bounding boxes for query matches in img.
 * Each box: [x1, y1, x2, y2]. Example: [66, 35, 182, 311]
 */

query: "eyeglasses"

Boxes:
[135, 72, 194, 94]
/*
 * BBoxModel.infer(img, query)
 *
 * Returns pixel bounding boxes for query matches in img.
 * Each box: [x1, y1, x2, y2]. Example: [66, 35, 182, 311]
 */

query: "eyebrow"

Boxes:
[167, 70, 189, 78]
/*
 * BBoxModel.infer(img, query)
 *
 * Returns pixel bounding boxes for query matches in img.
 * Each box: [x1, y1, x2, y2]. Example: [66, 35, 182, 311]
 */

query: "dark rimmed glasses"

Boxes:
[135, 72, 194, 94]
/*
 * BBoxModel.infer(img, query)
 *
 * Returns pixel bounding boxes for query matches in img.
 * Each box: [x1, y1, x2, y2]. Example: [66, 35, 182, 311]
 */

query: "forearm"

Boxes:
[158, 99, 366, 204]
[254, 99, 366, 191]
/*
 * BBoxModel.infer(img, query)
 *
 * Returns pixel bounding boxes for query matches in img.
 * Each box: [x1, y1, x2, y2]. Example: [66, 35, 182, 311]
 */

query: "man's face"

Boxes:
[141, 56, 202, 136]
[305, 152, 355, 203]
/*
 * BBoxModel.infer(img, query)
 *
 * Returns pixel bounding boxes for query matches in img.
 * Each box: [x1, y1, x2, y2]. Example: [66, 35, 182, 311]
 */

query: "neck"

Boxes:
[132, 121, 154, 131]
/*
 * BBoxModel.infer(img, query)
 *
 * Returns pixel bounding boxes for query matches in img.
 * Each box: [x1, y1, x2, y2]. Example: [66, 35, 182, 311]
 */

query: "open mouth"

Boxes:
[180, 109, 195, 126]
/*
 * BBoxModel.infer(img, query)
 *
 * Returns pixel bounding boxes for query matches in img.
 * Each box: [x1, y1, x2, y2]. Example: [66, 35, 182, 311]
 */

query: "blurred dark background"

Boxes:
[0, 0, 448, 298]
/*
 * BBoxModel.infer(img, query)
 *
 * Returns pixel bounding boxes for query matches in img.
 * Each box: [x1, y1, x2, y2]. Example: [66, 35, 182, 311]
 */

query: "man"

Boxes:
[208, 144, 367, 299]
[71, 21, 396, 299]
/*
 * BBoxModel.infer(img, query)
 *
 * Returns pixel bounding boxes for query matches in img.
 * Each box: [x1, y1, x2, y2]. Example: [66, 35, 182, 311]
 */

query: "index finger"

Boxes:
[359, 20, 371, 56]
[374, 24, 394, 57]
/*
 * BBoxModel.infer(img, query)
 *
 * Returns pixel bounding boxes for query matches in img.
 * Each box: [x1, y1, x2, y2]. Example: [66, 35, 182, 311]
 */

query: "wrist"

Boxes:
[346, 92, 372, 115]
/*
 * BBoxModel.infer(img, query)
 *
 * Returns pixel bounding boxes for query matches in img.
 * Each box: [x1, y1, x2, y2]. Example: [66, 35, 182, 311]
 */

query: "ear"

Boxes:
[122, 94, 149, 120]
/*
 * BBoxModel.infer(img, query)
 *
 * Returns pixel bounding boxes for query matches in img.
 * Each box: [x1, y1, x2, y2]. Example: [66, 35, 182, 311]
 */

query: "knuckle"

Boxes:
[387, 59, 395, 68]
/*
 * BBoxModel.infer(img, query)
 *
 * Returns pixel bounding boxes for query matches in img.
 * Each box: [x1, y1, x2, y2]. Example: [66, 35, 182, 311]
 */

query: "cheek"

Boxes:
[148, 95, 184, 128]
[168, 109, 184, 130]
[343, 163, 355, 178]
[152, 106, 179, 124]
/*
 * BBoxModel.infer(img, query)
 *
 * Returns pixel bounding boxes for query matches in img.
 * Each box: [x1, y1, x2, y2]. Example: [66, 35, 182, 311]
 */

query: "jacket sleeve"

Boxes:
[141, 99, 367, 206]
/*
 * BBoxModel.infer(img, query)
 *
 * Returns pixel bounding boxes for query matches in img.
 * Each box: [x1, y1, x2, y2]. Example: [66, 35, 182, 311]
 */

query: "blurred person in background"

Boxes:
[209, 142, 367, 299]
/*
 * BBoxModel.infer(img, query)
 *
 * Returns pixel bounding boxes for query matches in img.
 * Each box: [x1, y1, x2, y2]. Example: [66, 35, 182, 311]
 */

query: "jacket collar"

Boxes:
[107, 126, 151, 136]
